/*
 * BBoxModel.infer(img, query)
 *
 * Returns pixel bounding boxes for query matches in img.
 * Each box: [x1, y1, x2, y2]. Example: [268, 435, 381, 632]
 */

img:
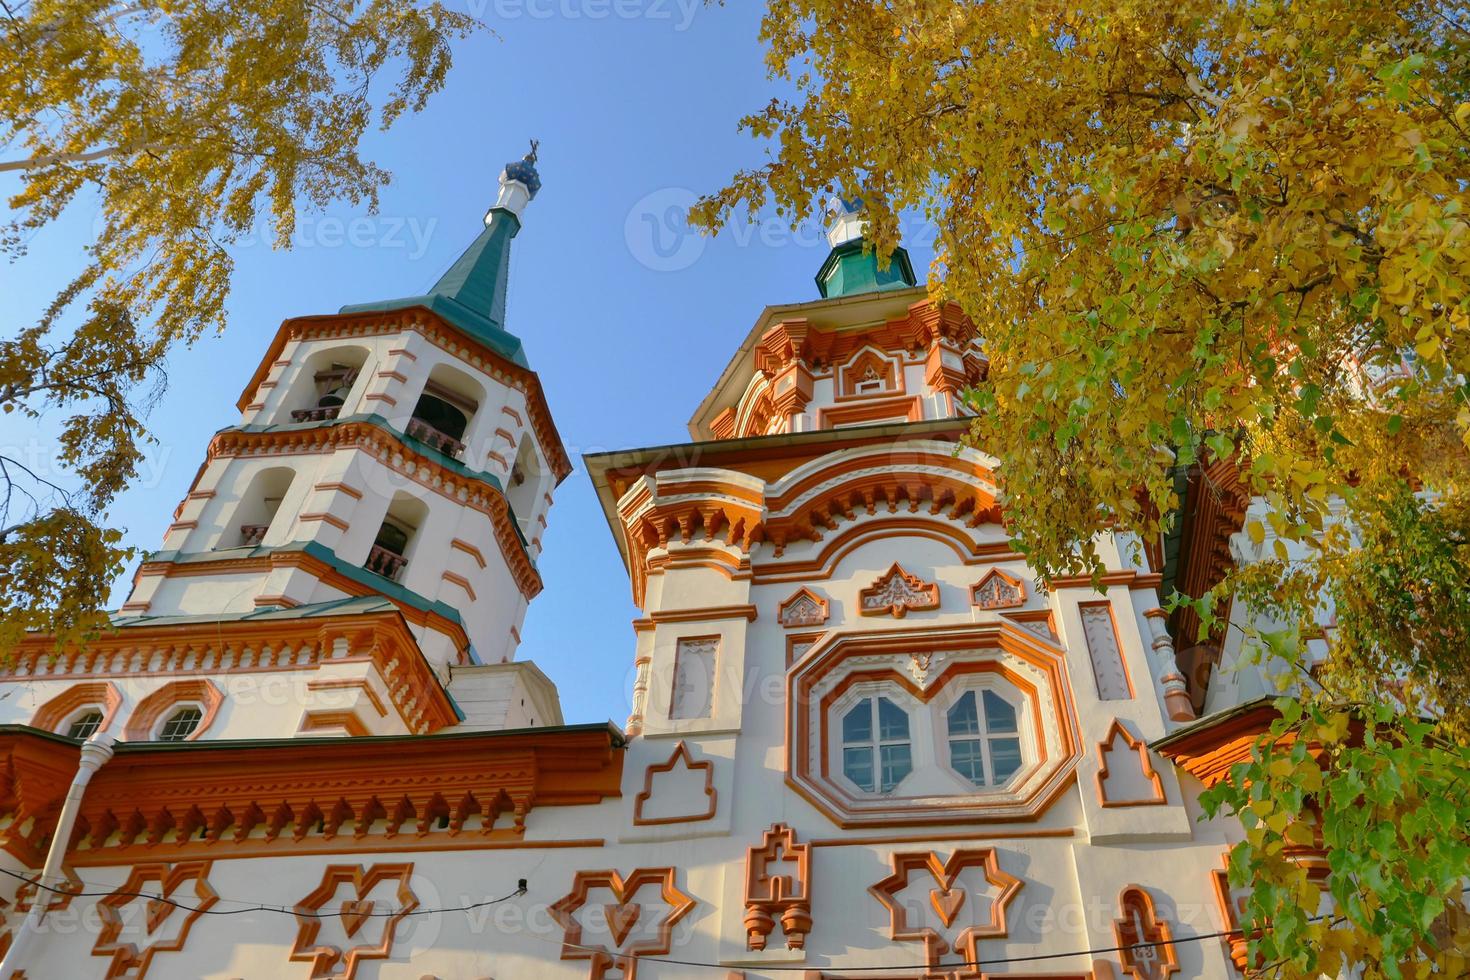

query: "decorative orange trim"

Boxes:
[300, 512, 350, 532]
[363, 392, 398, 407]
[836, 345, 904, 400]
[1079, 601, 1136, 701]
[291, 863, 418, 980]
[1154, 703, 1283, 788]
[314, 482, 364, 500]
[778, 587, 829, 628]
[501, 404, 524, 426]
[971, 567, 1026, 609]
[387, 346, 417, 360]
[92, 861, 217, 979]
[550, 868, 696, 980]
[375, 368, 408, 383]
[788, 622, 1082, 827]
[15, 611, 460, 735]
[131, 549, 484, 655]
[124, 679, 224, 742]
[300, 709, 372, 737]
[450, 538, 487, 568]
[743, 823, 812, 951]
[1046, 570, 1164, 590]
[307, 679, 389, 718]
[858, 563, 940, 618]
[165, 520, 197, 533]
[253, 593, 302, 608]
[647, 604, 758, 624]
[494, 426, 516, 446]
[31, 682, 122, 736]
[632, 741, 717, 826]
[441, 570, 477, 602]
[1114, 885, 1180, 980]
[1096, 720, 1167, 807]
[810, 827, 1075, 847]
[868, 848, 1022, 968]
[0, 726, 620, 867]
[205, 422, 543, 600]
[817, 394, 922, 429]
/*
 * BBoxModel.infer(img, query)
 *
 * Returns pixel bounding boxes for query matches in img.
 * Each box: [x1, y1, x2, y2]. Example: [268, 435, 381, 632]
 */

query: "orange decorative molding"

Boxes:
[816, 394, 922, 429]
[92, 861, 217, 979]
[300, 511, 351, 532]
[1079, 602, 1134, 701]
[632, 741, 716, 826]
[205, 421, 543, 600]
[787, 622, 1082, 827]
[442, 570, 477, 602]
[1113, 885, 1179, 980]
[778, 587, 829, 628]
[550, 868, 696, 980]
[8, 610, 458, 735]
[0, 726, 621, 868]
[30, 682, 122, 736]
[129, 548, 480, 661]
[314, 481, 364, 499]
[236, 309, 570, 480]
[1153, 701, 1282, 789]
[1001, 608, 1059, 643]
[1096, 720, 1167, 807]
[743, 823, 811, 951]
[299, 709, 372, 737]
[858, 563, 940, 618]
[868, 848, 1022, 970]
[307, 678, 389, 718]
[648, 604, 758, 624]
[836, 345, 904, 399]
[123, 679, 224, 742]
[1210, 854, 1251, 972]
[451, 538, 487, 568]
[291, 863, 419, 980]
[970, 568, 1026, 610]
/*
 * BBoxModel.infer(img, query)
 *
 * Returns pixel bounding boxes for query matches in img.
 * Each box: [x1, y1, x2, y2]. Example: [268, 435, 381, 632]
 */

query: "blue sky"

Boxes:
[1, 3, 937, 725]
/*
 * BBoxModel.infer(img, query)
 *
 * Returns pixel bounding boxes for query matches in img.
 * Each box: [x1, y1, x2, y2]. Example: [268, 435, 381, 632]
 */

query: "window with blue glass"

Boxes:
[841, 696, 912, 793]
[946, 689, 1023, 787]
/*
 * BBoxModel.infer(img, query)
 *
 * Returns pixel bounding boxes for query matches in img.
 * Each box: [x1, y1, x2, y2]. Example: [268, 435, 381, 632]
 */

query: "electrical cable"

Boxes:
[5, 865, 1462, 973]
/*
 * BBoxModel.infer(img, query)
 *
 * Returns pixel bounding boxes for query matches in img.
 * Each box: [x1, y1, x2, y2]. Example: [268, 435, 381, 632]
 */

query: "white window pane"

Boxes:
[950, 738, 986, 785]
[990, 737, 1023, 782]
[843, 746, 875, 791]
[947, 691, 981, 736]
[982, 690, 1018, 733]
[877, 697, 909, 742]
[879, 743, 912, 791]
[842, 699, 872, 743]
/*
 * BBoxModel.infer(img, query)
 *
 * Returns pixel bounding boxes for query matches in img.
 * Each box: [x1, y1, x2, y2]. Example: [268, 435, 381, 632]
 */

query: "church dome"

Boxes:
[502, 147, 541, 199]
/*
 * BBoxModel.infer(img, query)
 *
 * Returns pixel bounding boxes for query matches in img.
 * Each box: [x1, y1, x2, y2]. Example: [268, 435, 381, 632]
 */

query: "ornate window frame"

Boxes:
[31, 682, 123, 738]
[125, 680, 224, 742]
[788, 621, 1081, 827]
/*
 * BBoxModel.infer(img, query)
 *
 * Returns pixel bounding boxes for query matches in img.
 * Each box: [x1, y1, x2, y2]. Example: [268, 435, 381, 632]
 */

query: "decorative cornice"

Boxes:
[0, 725, 621, 868]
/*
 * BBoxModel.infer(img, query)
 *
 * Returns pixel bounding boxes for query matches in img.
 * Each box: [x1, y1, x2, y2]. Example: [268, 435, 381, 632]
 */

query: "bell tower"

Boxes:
[123, 145, 571, 674]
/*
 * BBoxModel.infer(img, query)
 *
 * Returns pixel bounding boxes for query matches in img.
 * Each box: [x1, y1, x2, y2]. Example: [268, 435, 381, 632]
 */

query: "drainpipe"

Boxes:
[0, 732, 116, 977]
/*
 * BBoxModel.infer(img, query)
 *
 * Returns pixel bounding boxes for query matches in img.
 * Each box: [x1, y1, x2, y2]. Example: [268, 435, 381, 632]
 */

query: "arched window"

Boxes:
[231, 465, 297, 547]
[157, 705, 204, 742]
[841, 696, 912, 793]
[366, 493, 428, 582]
[286, 346, 369, 423]
[64, 708, 106, 740]
[506, 438, 550, 543]
[946, 690, 1023, 787]
[407, 364, 483, 459]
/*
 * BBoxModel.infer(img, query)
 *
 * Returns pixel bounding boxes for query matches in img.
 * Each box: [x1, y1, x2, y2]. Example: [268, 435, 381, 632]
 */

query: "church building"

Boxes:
[0, 149, 1271, 978]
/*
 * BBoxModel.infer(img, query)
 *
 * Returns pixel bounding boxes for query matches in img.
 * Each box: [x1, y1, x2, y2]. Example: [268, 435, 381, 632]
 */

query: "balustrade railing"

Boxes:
[239, 523, 269, 547]
[405, 416, 465, 459]
[365, 544, 408, 581]
[290, 405, 342, 423]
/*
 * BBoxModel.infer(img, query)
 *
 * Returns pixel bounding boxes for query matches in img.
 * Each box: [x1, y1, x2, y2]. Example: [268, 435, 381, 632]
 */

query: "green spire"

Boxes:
[338, 145, 542, 367]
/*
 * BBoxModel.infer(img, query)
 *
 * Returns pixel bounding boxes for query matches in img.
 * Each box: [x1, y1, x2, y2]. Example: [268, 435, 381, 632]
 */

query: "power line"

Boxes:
[5, 865, 1462, 974]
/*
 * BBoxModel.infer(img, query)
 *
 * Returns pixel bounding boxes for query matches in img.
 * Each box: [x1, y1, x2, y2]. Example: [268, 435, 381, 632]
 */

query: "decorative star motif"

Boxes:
[868, 849, 1022, 972]
[290, 863, 419, 980]
[550, 868, 696, 980]
[92, 861, 217, 980]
